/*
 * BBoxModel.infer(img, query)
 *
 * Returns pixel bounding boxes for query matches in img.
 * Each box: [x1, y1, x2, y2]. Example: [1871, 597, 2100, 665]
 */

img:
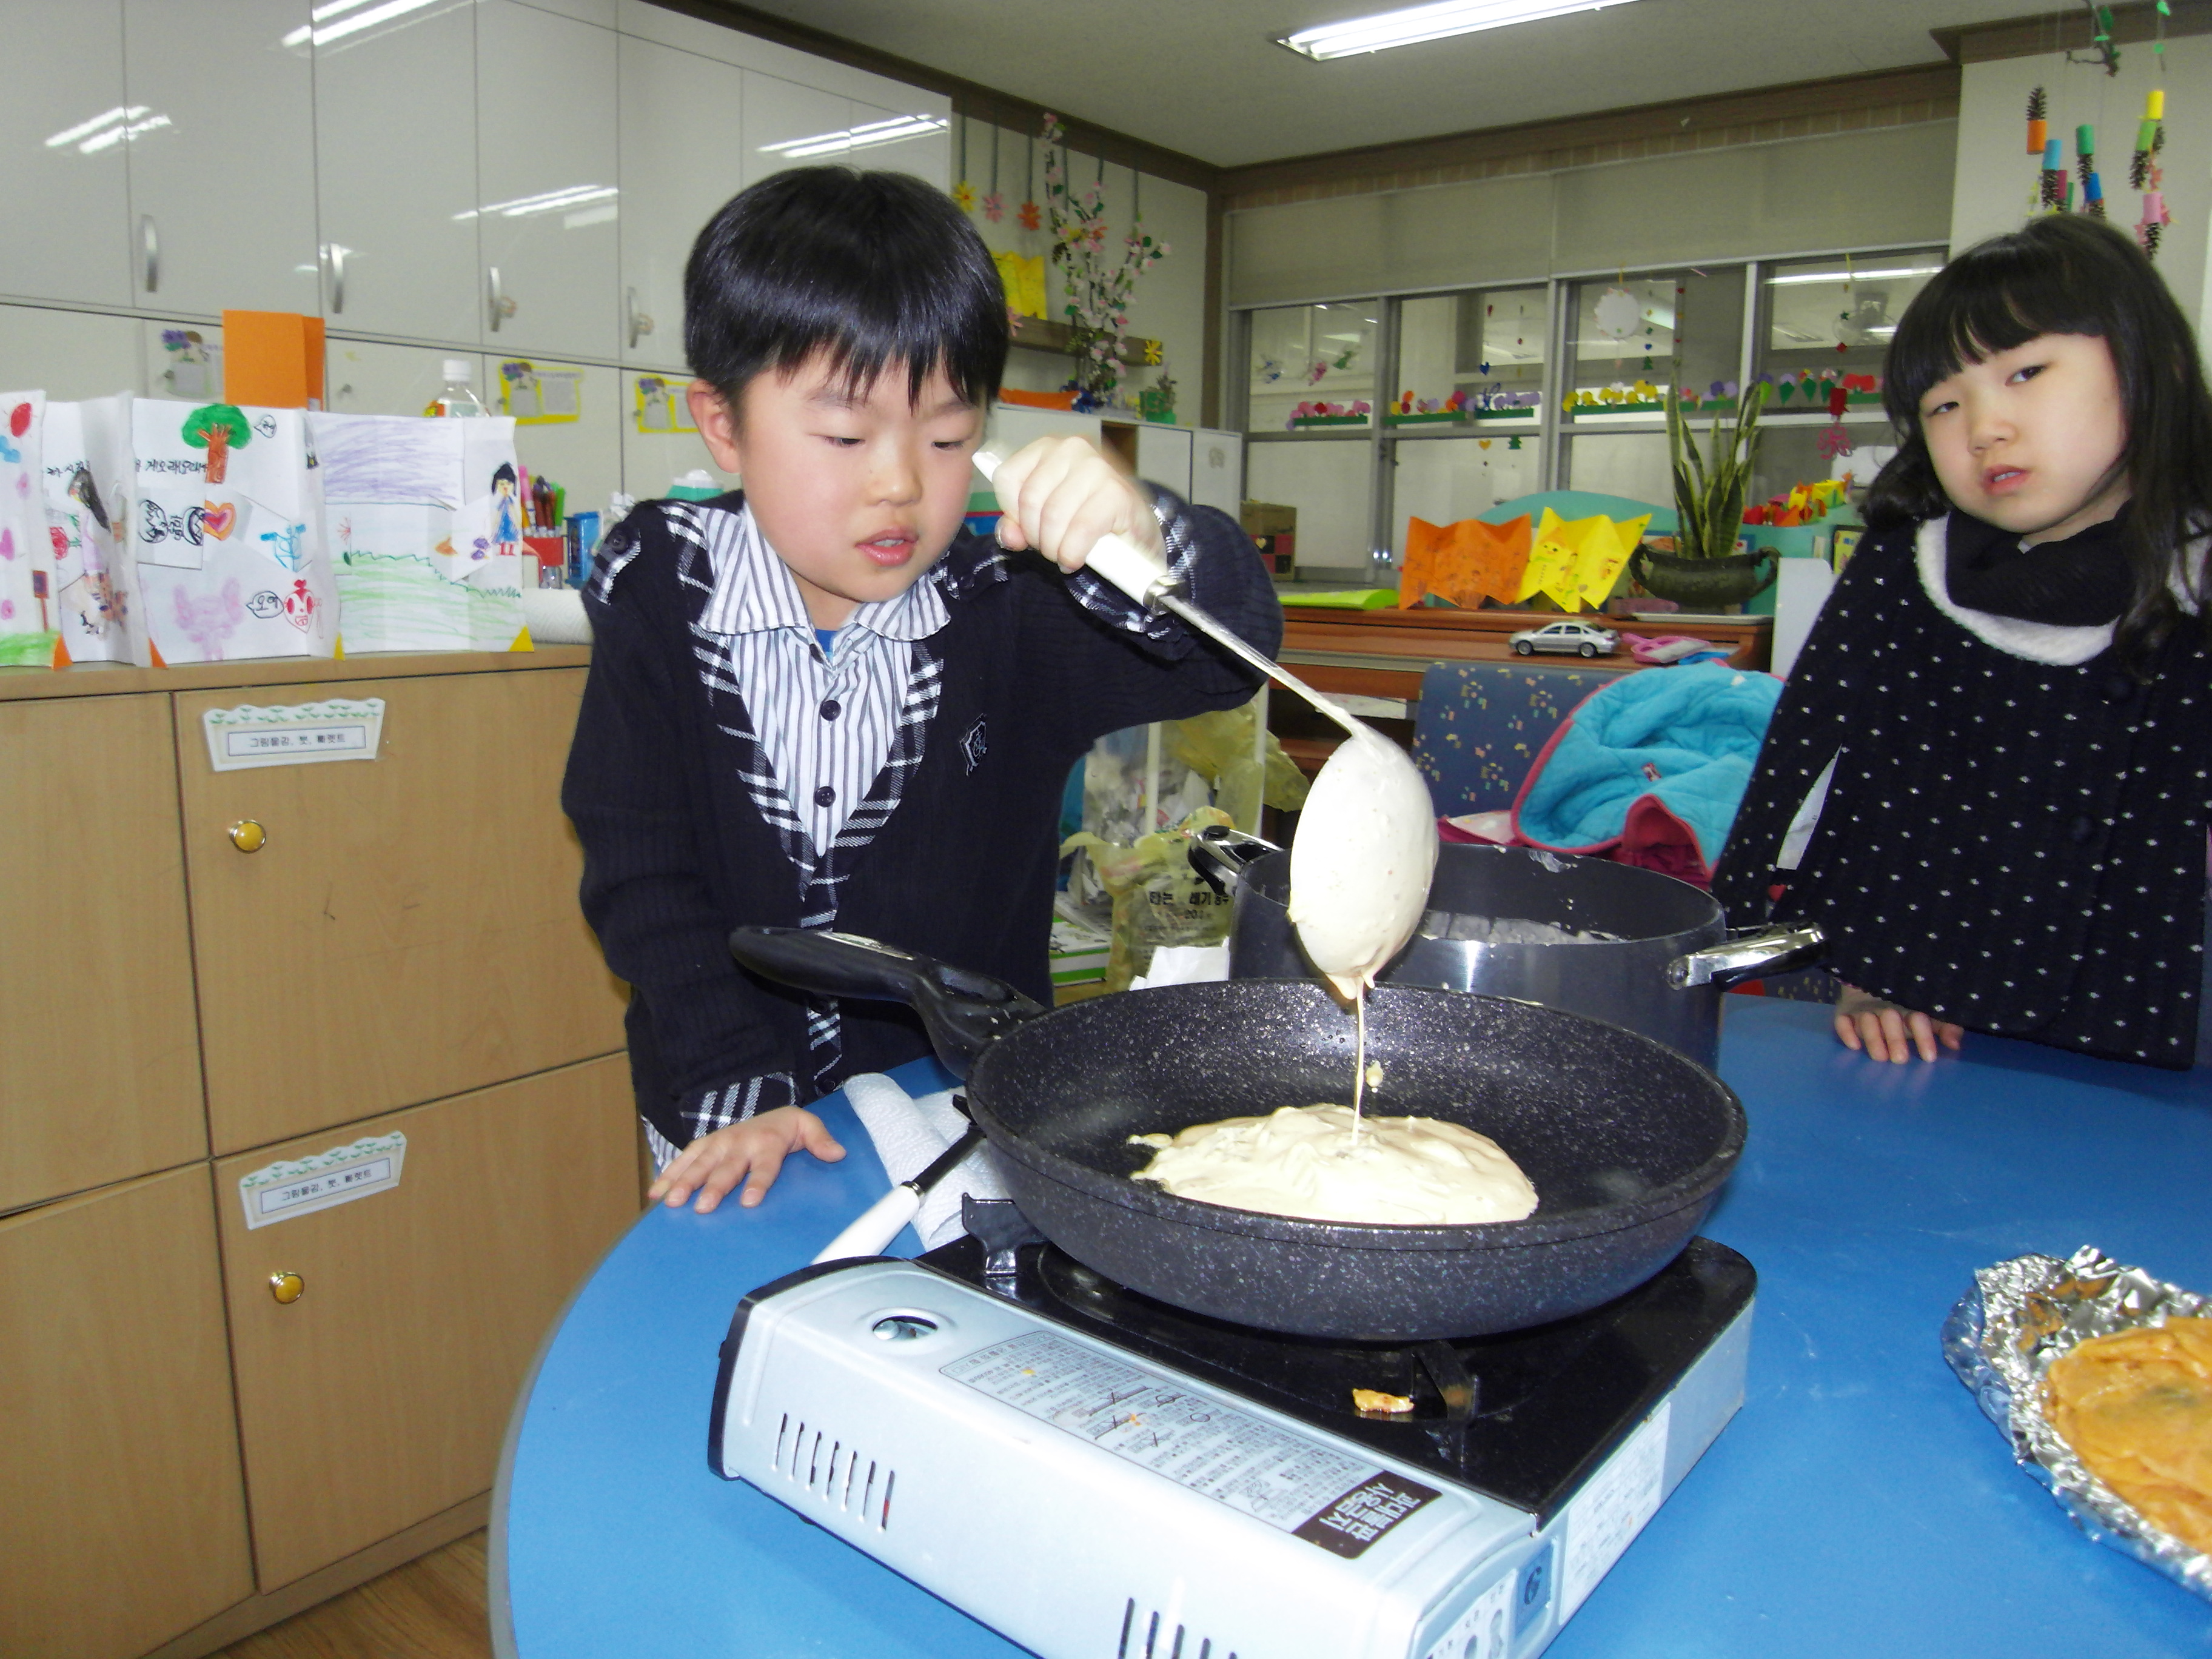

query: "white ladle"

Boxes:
[973, 449, 1437, 997]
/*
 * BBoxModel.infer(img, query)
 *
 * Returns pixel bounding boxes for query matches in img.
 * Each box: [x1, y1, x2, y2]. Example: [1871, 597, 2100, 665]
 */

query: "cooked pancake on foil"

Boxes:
[2046, 1318, 2212, 1555]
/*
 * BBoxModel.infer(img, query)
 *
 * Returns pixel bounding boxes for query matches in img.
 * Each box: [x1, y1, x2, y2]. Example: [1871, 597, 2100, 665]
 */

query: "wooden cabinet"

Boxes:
[0, 651, 637, 1657]
[217, 1056, 636, 1589]
[175, 667, 626, 1155]
[0, 693, 204, 1212]
[0, 1166, 255, 1659]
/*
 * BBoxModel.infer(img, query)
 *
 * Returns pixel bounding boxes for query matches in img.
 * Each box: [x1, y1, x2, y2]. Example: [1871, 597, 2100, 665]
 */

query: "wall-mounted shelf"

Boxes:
[1009, 313, 1159, 367]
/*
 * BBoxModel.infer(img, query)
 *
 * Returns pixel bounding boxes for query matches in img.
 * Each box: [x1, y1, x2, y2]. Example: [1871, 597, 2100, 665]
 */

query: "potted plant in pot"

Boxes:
[1631, 377, 1777, 609]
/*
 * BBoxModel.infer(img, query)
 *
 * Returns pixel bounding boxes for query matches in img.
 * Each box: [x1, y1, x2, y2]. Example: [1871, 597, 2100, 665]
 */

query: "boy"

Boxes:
[562, 167, 1281, 1214]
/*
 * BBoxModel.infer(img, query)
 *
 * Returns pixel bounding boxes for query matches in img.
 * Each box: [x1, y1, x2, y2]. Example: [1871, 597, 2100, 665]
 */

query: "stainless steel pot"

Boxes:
[1199, 834, 1821, 1071]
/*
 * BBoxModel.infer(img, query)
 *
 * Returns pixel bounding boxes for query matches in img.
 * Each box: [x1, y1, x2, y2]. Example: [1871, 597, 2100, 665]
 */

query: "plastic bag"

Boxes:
[1061, 806, 1238, 992]
[1164, 699, 1309, 831]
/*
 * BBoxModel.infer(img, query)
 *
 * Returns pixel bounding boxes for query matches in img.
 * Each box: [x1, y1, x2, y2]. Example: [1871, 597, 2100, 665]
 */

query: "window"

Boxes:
[1389, 287, 1544, 427]
[1247, 439, 1373, 577]
[1565, 269, 1742, 423]
[1756, 251, 1940, 396]
[1390, 437, 1544, 557]
[1247, 303, 1379, 432]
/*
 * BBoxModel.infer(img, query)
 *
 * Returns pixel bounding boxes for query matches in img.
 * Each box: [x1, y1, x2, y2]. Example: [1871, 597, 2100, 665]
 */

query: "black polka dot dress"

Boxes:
[1711, 518, 2212, 1068]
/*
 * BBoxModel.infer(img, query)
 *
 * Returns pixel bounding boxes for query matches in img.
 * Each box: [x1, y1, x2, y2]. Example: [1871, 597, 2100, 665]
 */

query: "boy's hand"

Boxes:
[991, 435, 1162, 575]
[1834, 984, 1965, 1064]
[648, 1105, 845, 1213]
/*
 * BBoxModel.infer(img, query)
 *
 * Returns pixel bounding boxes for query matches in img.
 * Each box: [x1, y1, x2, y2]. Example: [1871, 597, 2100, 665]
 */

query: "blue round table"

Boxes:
[492, 999, 2212, 1656]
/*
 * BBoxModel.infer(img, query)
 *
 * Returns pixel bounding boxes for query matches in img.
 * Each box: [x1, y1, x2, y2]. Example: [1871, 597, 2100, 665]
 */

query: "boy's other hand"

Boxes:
[1834, 984, 1965, 1064]
[648, 1105, 846, 1213]
[991, 435, 1162, 575]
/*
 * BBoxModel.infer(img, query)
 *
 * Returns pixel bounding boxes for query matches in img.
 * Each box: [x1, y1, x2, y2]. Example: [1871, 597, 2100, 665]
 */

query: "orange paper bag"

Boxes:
[223, 310, 326, 411]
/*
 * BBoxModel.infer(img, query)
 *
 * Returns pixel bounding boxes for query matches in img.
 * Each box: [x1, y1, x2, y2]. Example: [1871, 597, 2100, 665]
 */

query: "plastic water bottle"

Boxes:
[433, 358, 489, 418]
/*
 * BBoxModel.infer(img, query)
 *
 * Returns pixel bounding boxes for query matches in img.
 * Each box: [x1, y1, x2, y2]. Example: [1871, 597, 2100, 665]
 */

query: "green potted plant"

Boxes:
[1631, 377, 1777, 609]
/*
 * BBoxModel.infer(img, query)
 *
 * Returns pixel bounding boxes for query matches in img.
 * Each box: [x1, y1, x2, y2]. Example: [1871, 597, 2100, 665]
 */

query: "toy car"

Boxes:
[1509, 618, 1619, 657]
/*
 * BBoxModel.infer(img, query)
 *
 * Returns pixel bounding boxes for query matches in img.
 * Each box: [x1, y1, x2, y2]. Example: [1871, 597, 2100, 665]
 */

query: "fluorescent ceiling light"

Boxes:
[454, 186, 618, 221]
[759, 114, 947, 159]
[283, 0, 441, 49]
[76, 113, 171, 154]
[45, 106, 146, 148]
[1279, 0, 1644, 60]
[1767, 266, 1940, 286]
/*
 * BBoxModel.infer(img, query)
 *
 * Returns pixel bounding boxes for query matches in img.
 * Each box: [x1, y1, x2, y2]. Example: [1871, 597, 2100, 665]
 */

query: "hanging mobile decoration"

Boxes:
[953, 111, 975, 213]
[2130, 87, 2163, 188]
[1018, 133, 1041, 231]
[2039, 136, 2068, 210]
[2026, 85, 2048, 156]
[982, 119, 1004, 222]
[2077, 124, 2106, 218]
[2139, 126, 2171, 258]
[2065, 1, 2121, 75]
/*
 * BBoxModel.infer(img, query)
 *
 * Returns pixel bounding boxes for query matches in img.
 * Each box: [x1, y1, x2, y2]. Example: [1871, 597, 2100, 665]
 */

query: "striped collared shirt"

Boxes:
[694, 504, 948, 859]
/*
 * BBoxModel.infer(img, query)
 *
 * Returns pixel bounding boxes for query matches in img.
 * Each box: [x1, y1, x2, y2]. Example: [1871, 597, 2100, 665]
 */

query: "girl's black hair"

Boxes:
[684, 167, 1008, 412]
[1865, 213, 2212, 655]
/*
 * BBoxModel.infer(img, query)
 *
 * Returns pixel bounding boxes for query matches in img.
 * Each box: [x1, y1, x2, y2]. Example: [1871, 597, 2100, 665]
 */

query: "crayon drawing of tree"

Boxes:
[183, 404, 252, 484]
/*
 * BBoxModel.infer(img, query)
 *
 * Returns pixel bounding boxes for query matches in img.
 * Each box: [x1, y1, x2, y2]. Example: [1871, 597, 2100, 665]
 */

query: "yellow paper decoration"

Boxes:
[993, 251, 1049, 320]
[1518, 508, 1651, 611]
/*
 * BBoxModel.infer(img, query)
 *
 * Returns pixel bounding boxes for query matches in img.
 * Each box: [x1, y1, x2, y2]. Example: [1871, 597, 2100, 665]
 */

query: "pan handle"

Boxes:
[1666, 923, 1825, 990]
[729, 927, 1049, 1078]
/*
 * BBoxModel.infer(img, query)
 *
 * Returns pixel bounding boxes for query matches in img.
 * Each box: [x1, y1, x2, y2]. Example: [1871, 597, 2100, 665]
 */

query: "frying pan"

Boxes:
[729, 927, 1745, 1341]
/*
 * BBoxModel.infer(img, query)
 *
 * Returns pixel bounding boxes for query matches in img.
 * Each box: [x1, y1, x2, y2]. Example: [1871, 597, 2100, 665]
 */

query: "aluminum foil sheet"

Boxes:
[1940, 1245, 2211, 1600]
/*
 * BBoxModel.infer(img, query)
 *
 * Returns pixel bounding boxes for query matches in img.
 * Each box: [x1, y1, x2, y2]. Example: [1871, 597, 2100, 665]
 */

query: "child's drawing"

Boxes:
[491, 461, 520, 549]
[182, 404, 252, 486]
[172, 577, 243, 659]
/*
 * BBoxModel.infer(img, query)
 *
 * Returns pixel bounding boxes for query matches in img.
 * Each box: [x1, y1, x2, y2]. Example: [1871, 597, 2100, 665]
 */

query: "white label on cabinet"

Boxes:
[1558, 1399, 1671, 1618]
[203, 699, 384, 771]
[238, 1131, 407, 1229]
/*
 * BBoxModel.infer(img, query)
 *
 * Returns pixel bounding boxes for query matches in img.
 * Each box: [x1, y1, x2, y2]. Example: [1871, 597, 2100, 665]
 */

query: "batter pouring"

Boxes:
[1128, 1105, 1539, 1226]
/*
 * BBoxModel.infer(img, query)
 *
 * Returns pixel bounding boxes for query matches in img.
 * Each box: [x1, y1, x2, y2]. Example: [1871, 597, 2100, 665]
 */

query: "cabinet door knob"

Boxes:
[626, 287, 655, 348]
[141, 213, 159, 293]
[269, 1272, 305, 1305]
[228, 819, 268, 853]
[488, 266, 517, 331]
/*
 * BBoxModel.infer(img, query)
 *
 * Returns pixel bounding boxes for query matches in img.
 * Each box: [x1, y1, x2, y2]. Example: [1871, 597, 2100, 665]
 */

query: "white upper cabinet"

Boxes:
[617, 37, 744, 374]
[315, 0, 481, 346]
[475, 0, 619, 360]
[741, 70, 853, 191]
[0, 0, 133, 307]
[846, 98, 950, 190]
[122, 0, 320, 317]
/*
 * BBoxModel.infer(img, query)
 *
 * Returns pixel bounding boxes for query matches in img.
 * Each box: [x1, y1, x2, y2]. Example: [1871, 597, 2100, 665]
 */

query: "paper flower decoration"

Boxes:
[982, 191, 1004, 223]
[953, 181, 975, 212]
[1018, 199, 1040, 230]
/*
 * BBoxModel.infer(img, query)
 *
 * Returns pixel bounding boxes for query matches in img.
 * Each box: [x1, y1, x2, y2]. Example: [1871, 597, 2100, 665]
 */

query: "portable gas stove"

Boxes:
[710, 1206, 1752, 1659]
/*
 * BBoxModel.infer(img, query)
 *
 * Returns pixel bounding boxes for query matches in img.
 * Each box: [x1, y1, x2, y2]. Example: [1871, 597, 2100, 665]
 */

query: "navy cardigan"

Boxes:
[562, 492, 1281, 1148]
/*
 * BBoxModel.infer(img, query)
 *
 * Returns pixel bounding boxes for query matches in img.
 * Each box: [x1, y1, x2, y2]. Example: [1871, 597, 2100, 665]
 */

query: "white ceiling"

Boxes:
[730, 0, 2038, 169]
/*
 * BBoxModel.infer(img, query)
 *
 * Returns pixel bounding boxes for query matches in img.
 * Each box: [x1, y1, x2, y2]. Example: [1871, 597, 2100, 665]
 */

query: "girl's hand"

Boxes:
[647, 1105, 845, 1213]
[1834, 984, 1965, 1064]
[990, 434, 1162, 574]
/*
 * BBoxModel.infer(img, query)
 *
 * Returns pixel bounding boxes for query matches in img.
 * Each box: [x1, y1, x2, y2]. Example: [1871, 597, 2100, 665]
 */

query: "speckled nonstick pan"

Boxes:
[729, 927, 1745, 1341]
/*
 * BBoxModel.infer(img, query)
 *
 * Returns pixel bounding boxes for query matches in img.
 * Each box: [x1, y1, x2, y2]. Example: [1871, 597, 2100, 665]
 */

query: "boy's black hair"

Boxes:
[1866, 213, 2212, 656]
[685, 167, 1008, 412]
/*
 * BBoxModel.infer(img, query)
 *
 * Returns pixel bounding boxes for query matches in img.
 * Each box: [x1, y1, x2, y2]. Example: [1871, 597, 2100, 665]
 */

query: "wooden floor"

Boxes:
[213, 1531, 492, 1659]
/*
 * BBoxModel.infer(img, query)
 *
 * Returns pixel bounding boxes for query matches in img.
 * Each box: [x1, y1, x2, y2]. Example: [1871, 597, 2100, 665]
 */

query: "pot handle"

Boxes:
[1666, 923, 1825, 990]
[729, 927, 1048, 1078]
[1185, 823, 1282, 897]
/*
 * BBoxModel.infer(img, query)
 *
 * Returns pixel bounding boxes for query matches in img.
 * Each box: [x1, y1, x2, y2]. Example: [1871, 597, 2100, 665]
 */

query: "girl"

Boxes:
[1712, 215, 2212, 1068]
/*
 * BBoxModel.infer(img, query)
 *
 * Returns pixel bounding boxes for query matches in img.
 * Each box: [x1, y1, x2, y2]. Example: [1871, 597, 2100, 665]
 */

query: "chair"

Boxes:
[1410, 660, 1624, 816]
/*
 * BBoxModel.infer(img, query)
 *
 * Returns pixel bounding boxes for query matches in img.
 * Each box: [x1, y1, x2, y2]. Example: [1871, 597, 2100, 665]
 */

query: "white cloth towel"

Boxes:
[1129, 942, 1231, 989]
[840, 1072, 1008, 1250]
